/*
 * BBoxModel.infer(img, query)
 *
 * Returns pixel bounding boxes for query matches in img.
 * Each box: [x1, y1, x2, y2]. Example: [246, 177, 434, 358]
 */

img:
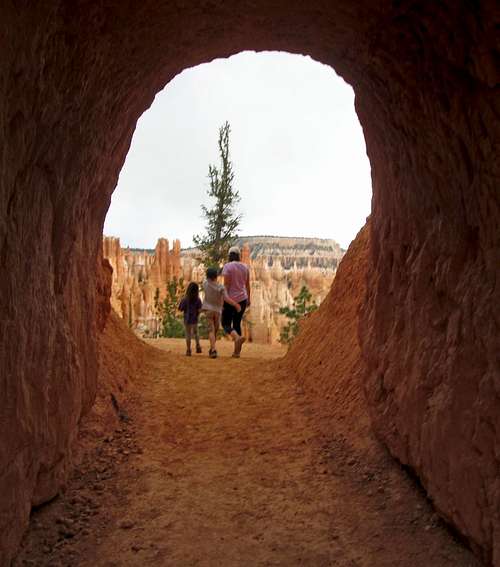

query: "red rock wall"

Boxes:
[352, 6, 499, 563]
[0, 2, 498, 564]
[89, 310, 157, 445]
[358, 86, 500, 567]
[282, 223, 371, 442]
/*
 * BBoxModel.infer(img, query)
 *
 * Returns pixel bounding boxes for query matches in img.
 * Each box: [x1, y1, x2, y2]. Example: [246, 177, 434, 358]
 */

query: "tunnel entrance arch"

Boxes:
[103, 50, 372, 342]
[105, 50, 372, 252]
[1, 3, 497, 564]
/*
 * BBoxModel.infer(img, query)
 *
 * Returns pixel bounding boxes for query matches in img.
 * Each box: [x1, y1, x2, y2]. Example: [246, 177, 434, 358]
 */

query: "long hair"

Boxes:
[185, 282, 199, 302]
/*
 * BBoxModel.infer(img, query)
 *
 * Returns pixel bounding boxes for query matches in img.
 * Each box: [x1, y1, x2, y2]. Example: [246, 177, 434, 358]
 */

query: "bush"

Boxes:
[155, 278, 186, 338]
[279, 285, 317, 346]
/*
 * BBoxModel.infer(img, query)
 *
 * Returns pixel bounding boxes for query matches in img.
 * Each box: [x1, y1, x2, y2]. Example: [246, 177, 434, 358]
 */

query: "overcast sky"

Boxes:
[104, 51, 372, 250]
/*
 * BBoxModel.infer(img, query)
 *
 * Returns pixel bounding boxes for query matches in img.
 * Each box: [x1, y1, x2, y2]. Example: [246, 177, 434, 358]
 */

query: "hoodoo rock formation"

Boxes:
[238, 236, 343, 343]
[0, 3, 498, 565]
[103, 235, 342, 343]
[103, 236, 182, 332]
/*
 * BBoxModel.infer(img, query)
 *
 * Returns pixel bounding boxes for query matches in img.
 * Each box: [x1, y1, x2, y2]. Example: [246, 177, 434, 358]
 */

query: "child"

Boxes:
[202, 267, 241, 359]
[178, 282, 202, 356]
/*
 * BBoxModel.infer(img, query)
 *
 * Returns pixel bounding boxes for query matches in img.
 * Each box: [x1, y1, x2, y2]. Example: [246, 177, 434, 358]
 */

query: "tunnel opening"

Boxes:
[102, 50, 372, 345]
[1, 3, 497, 565]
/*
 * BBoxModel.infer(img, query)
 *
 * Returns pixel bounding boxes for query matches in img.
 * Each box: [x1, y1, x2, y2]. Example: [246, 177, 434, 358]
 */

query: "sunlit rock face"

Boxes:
[0, 2, 497, 564]
[104, 236, 343, 343]
[102, 237, 182, 334]
[239, 237, 343, 343]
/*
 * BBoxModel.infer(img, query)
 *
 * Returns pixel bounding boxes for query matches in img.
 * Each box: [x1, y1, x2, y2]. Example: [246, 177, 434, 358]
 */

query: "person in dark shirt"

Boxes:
[178, 282, 202, 356]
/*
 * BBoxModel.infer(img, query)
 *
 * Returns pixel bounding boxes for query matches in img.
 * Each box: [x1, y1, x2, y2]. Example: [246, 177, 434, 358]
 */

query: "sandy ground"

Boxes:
[15, 338, 481, 566]
[147, 337, 287, 359]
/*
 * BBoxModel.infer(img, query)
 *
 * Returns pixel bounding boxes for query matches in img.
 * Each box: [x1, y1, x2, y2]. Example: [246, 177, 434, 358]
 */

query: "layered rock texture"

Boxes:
[240, 237, 343, 343]
[0, 2, 498, 565]
[239, 236, 343, 342]
[283, 224, 371, 439]
[104, 235, 342, 343]
[102, 236, 182, 333]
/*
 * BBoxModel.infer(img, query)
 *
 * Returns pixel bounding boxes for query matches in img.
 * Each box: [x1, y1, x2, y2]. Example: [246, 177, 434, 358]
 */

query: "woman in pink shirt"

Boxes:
[221, 246, 251, 358]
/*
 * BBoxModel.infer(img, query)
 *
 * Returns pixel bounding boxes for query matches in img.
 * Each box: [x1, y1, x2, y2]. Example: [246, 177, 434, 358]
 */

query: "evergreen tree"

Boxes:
[155, 278, 186, 338]
[279, 285, 318, 346]
[193, 121, 241, 266]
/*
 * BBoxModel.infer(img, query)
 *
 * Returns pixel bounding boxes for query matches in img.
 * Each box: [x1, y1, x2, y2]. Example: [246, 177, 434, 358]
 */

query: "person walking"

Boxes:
[178, 282, 202, 356]
[201, 267, 241, 359]
[221, 246, 250, 358]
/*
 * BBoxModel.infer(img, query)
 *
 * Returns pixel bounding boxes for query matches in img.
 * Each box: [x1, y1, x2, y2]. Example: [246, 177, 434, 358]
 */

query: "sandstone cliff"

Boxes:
[282, 224, 370, 439]
[103, 236, 182, 334]
[1, 3, 497, 565]
[285, 217, 500, 565]
[104, 235, 344, 344]
[236, 236, 344, 268]
[239, 236, 344, 342]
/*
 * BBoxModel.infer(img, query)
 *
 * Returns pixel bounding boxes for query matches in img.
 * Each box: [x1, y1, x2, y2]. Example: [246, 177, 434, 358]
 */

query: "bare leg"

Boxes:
[230, 329, 247, 357]
[209, 317, 217, 351]
[222, 303, 245, 356]
[208, 328, 216, 351]
[185, 324, 192, 354]
[194, 325, 202, 352]
[232, 301, 247, 356]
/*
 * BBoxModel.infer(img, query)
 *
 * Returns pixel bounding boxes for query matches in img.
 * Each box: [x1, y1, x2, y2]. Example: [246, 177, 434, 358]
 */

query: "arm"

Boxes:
[223, 291, 241, 312]
[222, 268, 240, 311]
[223, 273, 241, 311]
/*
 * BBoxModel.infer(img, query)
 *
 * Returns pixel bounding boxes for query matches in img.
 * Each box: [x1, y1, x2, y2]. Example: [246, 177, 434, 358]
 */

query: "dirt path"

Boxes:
[15, 340, 481, 566]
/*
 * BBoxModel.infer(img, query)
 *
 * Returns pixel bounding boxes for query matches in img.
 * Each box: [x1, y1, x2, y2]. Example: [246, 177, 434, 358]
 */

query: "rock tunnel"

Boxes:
[0, 1, 498, 564]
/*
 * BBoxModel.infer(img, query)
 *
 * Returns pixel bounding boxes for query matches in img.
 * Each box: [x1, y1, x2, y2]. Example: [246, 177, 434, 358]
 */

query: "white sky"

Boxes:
[104, 51, 372, 250]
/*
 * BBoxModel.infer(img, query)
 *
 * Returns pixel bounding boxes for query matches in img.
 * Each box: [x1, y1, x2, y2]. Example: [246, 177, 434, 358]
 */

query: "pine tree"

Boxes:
[155, 278, 186, 338]
[193, 121, 241, 266]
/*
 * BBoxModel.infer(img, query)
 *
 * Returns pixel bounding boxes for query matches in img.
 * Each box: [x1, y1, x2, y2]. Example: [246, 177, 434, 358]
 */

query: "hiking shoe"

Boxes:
[196, 345, 202, 354]
[186, 349, 192, 356]
[209, 349, 218, 359]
